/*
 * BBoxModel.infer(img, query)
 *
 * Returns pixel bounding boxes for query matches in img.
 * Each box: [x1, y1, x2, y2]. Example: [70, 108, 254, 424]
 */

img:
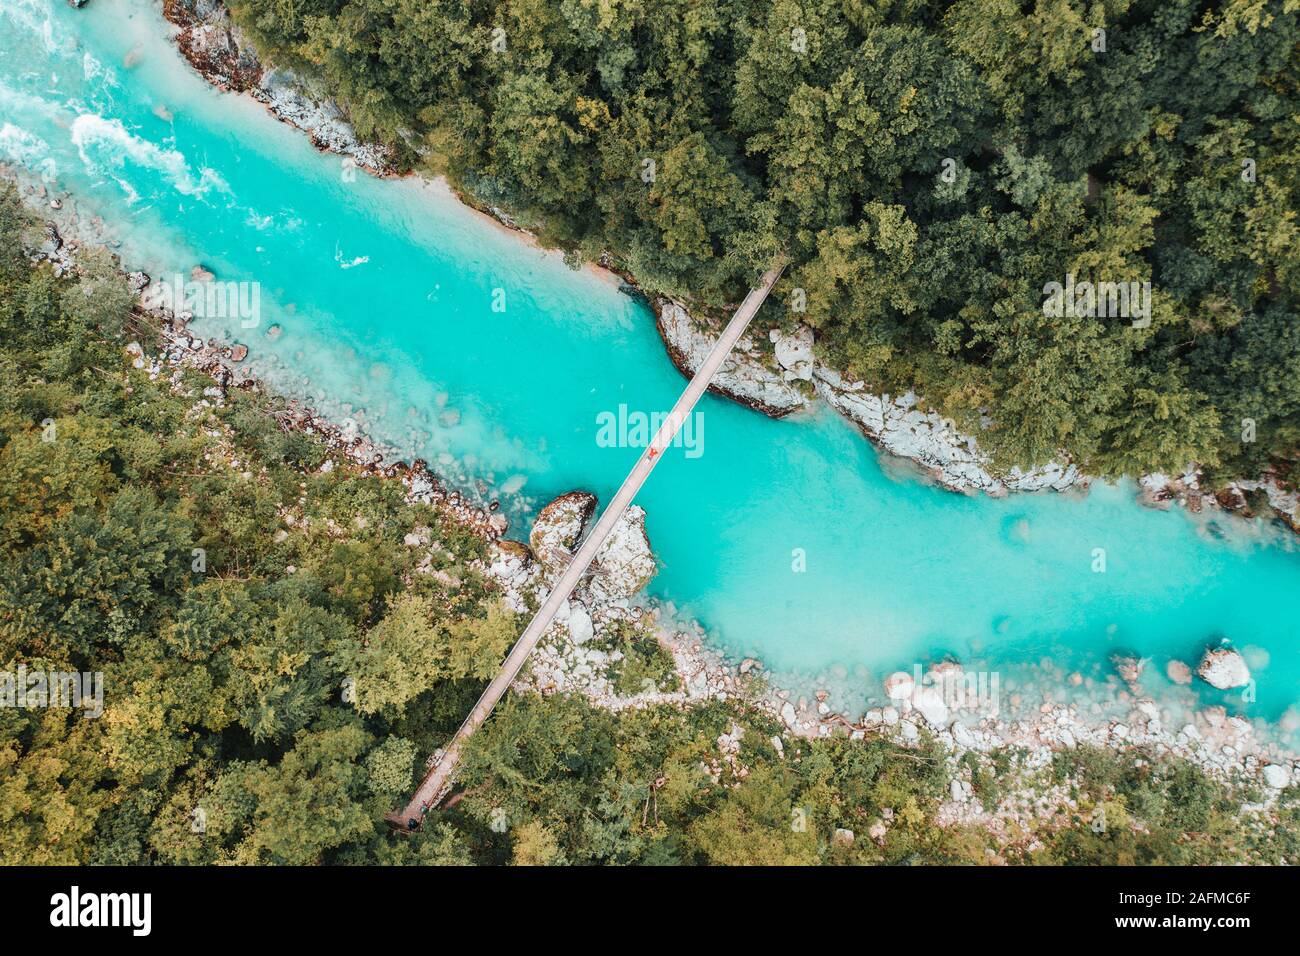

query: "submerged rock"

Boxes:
[1165, 659, 1193, 685]
[1112, 654, 1147, 690]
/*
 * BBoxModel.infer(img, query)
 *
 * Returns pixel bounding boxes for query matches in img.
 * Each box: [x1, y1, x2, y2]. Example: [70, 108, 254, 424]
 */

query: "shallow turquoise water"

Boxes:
[4, 0, 1298, 721]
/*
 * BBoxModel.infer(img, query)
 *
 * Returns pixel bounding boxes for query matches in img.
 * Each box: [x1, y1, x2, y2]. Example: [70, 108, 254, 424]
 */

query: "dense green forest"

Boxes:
[2, 187, 1297, 864]
[226, 0, 1300, 482]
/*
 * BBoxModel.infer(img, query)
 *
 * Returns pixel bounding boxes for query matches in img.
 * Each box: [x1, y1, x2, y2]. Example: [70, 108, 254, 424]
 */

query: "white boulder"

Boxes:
[567, 605, 594, 645]
[780, 701, 798, 729]
[1262, 764, 1291, 790]
[529, 491, 596, 566]
[769, 325, 815, 382]
[589, 505, 657, 602]
[913, 685, 950, 728]
[1197, 646, 1252, 690]
[884, 671, 915, 701]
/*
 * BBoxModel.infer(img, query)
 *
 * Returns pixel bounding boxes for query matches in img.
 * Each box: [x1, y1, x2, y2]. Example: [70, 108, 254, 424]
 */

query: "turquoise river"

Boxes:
[3, 0, 1298, 725]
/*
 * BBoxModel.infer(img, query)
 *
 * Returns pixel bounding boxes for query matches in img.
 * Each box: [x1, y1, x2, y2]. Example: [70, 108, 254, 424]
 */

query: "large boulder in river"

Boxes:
[589, 505, 657, 602]
[1197, 646, 1252, 690]
[530, 491, 596, 568]
[527, 492, 656, 600]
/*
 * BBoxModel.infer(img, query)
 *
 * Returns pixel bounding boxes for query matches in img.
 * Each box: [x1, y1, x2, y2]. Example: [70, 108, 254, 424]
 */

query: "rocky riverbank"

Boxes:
[655, 301, 810, 418]
[661, 304, 1300, 529]
[656, 307, 1300, 526]
[662, 307, 1300, 534]
[5, 162, 506, 543]
[514, 499, 1300, 810]
[656, 301, 1090, 495]
[1139, 468, 1300, 537]
[163, 0, 393, 174]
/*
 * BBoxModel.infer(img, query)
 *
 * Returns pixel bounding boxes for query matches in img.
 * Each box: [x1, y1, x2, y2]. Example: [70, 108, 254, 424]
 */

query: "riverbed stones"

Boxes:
[813, 368, 1086, 496]
[951, 721, 977, 748]
[717, 724, 744, 755]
